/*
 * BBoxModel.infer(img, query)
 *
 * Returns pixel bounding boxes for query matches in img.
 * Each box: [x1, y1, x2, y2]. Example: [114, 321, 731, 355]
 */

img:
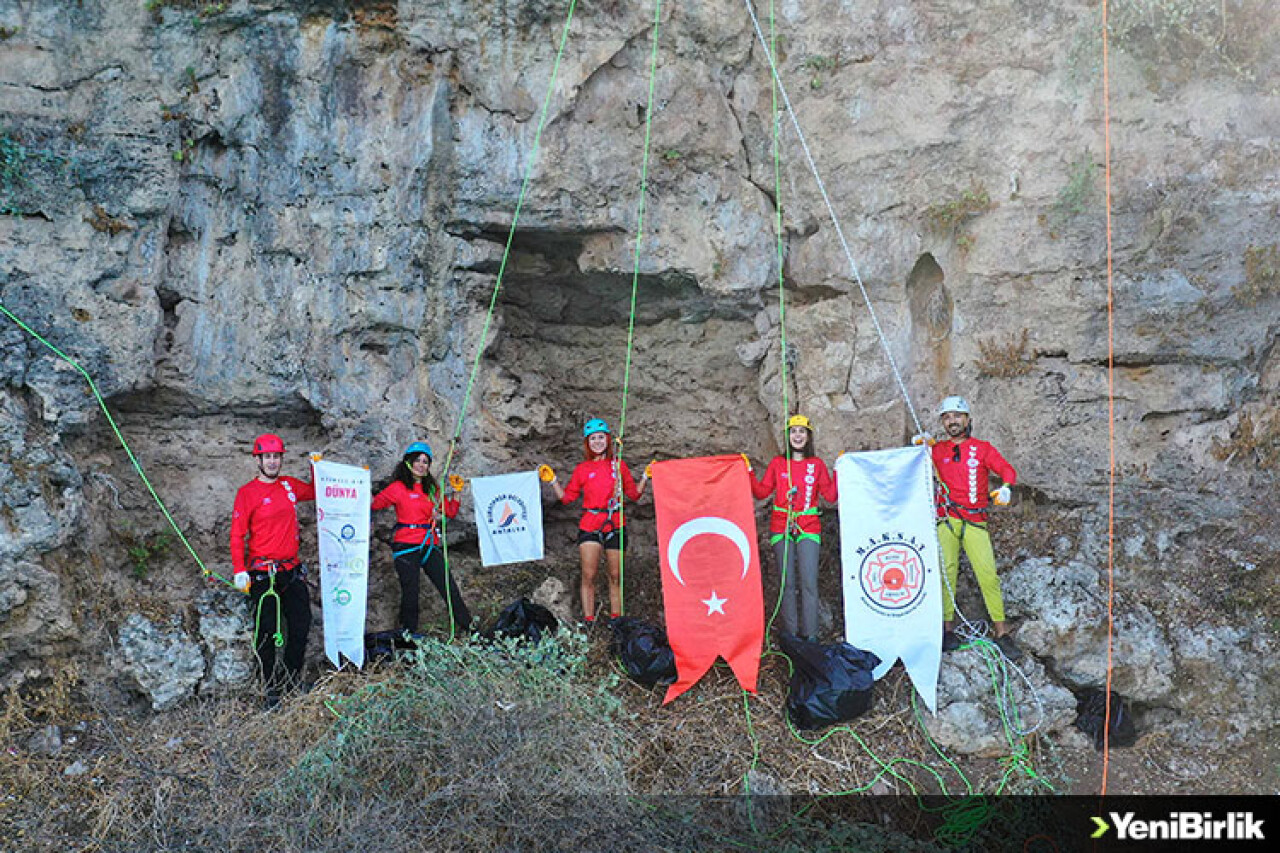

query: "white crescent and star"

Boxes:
[666, 516, 752, 586]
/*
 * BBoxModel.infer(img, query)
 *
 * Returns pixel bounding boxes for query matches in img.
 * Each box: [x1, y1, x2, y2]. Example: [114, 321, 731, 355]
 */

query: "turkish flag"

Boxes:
[652, 455, 764, 704]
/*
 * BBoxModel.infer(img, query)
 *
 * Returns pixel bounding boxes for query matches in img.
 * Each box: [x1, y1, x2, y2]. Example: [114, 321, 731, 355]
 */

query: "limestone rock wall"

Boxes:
[1, 0, 1277, 754]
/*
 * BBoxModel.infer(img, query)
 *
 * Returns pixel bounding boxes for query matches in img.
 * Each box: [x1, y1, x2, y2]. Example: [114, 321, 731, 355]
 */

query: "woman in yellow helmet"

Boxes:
[748, 415, 837, 640]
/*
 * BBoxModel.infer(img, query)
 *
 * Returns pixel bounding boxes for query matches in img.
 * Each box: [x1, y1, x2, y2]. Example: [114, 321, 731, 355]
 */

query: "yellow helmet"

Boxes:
[787, 414, 813, 431]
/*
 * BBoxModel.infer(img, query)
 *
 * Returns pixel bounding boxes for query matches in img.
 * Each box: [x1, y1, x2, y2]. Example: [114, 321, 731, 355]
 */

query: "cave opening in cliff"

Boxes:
[467, 230, 773, 459]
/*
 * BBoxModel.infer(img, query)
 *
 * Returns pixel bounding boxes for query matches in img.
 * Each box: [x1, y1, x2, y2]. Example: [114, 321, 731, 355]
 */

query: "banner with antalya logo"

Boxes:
[652, 455, 764, 704]
[313, 458, 370, 668]
[835, 446, 942, 711]
[471, 470, 544, 567]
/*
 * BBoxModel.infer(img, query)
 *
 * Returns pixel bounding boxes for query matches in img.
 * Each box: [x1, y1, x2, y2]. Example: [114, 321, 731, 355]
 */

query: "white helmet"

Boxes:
[937, 395, 971, 417]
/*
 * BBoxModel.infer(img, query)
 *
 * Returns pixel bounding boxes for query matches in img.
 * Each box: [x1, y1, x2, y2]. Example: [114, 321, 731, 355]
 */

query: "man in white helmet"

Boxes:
[928, 396, 1022, 660]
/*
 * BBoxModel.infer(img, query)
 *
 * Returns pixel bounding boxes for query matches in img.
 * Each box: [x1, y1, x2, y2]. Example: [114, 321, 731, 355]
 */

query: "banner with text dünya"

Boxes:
[471, 470, 544, 567]
[836, 446, 942, 711]
[313, 459, 370, 668]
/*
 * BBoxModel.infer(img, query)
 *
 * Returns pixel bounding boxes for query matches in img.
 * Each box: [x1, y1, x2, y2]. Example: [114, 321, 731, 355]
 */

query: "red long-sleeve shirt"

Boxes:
[749, 456, 838, 536]
[931, 438, 1017, 523]
[561, 458, 641, 532]
[371, 480, 460, 547]
[229, 476, 316, 573]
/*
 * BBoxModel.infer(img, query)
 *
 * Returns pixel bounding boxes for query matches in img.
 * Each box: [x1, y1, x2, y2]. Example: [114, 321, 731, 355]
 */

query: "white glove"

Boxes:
[234, 571, 251, 593]
[991, 485, 1012, 506]
[911, 433, 935, 447]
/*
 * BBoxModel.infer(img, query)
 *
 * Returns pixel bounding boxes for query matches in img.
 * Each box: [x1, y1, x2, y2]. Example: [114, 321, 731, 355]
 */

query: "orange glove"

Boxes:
[448, 474, 466, 492]
[538, 464, 556, 483]
[990, 485, 1012, 506]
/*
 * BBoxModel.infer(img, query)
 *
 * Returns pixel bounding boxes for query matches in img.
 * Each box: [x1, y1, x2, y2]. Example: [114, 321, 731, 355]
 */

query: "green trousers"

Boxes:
[937, 516, 1005, 622]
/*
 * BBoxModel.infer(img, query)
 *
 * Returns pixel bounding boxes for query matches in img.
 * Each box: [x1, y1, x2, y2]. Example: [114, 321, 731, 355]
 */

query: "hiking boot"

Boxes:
[941, 631, 961, 652]
[994, 634, 1023, 661]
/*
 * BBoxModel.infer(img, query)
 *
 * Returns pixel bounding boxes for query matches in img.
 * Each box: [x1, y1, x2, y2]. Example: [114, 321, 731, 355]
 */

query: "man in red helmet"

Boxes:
[230, 433, 316, 704]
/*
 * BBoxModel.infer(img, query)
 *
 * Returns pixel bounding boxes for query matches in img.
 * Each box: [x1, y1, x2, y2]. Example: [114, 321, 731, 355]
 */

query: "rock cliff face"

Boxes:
[1, 0, 1277, 764]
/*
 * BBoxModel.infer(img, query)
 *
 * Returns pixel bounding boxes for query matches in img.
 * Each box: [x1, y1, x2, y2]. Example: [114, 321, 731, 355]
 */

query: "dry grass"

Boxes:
[974, 328, 1034, 378]
[1235, 243, 1280, 305]
[84, 205, 132, 236]
[1211, 409, 1280, 470]
[1, 627, 1082, 853]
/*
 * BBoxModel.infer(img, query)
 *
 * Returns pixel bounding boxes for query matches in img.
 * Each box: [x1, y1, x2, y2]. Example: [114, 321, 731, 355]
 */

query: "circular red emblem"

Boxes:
[858, 540, 927, 613]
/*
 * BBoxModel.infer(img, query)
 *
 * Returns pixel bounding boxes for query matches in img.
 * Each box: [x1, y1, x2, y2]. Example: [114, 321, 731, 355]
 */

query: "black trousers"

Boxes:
[394, 546, 472, 633]
[248, 569, 311, 693]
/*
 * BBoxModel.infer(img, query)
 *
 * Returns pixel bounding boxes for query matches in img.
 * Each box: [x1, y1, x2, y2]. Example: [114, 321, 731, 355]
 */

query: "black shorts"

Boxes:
[577, 527, 627, 551]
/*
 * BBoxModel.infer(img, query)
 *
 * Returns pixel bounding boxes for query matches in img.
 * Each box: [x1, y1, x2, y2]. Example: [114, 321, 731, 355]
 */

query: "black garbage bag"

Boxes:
[1073, 689, 1138, 750]
[609, 616, 677, 687]
[778, 634, 880, 730]
[364, 629, 427, 663]
[484, 598, 559, 644]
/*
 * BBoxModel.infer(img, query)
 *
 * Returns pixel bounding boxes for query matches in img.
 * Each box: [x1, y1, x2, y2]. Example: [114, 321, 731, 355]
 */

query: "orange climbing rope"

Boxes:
[1101, 0, 1117, 796]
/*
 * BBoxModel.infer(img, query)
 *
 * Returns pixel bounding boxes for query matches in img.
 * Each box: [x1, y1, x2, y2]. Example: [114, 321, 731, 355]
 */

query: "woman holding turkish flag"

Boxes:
[748, 414, 838, 640]
[544, 418, 648, 625]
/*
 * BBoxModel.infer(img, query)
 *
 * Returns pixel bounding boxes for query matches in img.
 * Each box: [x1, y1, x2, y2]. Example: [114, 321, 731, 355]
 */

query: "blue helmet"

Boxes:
[583, 418, 610, 438]
[404, 441, 433, 459]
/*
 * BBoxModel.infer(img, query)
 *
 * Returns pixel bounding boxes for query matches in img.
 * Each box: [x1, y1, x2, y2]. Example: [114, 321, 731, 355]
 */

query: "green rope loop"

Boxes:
[252, 571, 284, 651]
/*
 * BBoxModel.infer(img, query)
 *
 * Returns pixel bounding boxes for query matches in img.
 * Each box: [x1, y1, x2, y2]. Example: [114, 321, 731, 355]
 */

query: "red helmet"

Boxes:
[252, 433, 286, 455]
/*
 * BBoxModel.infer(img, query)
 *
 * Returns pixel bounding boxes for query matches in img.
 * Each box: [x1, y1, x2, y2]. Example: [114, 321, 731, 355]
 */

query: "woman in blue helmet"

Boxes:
[545, 418, 647, 624]
[372, 441, 472, 634]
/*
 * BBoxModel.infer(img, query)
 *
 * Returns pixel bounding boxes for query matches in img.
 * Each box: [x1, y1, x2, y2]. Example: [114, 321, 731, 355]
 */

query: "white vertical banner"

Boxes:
[313, 459, 370, 669]
[836, 446, 943, 712]
[471, 470, 544, 567]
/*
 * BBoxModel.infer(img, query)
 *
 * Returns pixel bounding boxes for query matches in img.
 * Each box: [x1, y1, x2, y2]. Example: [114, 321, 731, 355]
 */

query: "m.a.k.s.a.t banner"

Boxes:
[313, 459, 370, 668]
[471, 470, 544, 567]
[652, 455, 764, 704]
[836, 446, 942, 711]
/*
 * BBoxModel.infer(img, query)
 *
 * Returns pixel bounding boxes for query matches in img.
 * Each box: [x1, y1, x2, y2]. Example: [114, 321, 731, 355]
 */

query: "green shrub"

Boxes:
[1049, 155, 1098, 229]
[1, 130, 73, 216]
[0, 132, 29, 214]
[923, 184, 992, 252]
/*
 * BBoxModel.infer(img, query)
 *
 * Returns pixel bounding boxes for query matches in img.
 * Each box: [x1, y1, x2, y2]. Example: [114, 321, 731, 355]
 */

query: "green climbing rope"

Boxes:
[616, 0, 666, 616]
[0, 299, 224, 585]
[435, 0, 582, 639]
